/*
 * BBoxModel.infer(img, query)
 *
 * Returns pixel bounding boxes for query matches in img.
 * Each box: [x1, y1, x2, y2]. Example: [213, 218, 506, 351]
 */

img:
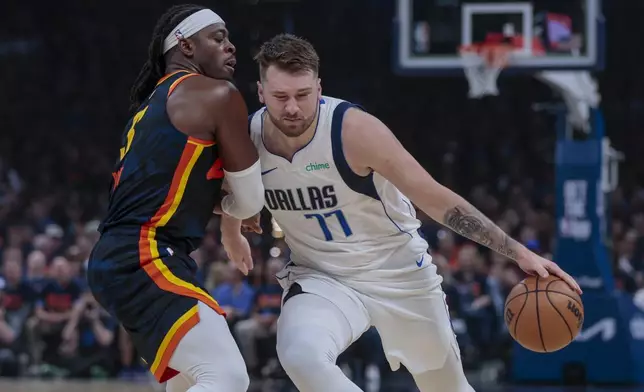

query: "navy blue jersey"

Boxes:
[99, 71, 224, 255]
[89, 71, 227, 383]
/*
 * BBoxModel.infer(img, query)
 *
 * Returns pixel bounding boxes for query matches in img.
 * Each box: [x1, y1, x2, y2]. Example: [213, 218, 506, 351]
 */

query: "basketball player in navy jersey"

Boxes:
[221, 34, 581, 392]
[87, 5, 264, 392]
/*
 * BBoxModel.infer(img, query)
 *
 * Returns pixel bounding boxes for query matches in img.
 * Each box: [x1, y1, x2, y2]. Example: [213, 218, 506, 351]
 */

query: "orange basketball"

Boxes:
[504, 275, 584, 353]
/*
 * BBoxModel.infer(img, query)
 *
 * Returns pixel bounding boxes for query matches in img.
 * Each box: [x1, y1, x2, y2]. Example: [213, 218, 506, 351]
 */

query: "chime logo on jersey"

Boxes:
[305, 162, 330, 172]
[265, 185, 338, 211]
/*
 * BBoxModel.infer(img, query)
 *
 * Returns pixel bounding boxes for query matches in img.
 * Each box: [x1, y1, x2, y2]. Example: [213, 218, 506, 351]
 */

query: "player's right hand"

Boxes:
[241, 213, 262, 234]
[516, 251, 582, 295]
[221, 233, 254, 276]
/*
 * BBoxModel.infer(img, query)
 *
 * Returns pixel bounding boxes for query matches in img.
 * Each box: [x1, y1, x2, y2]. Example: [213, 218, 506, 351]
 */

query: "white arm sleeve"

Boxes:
[220, 159, 265, 220]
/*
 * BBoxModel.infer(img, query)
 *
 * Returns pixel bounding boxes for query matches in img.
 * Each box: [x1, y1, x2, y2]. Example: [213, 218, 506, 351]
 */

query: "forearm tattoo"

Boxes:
[443, 206, 519, 260]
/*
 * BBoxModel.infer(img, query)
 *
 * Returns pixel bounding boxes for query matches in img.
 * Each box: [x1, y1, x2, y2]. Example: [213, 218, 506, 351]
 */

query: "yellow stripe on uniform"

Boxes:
[150, 305, 200, 378]
[138, 141, 225, 382]
[120, 106, 148, 160]
[156, 144, 203, 228]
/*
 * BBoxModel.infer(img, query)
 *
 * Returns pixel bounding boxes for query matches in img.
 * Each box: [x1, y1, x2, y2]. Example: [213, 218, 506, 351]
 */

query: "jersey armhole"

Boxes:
[330, 102, 380, 201]
[166, 73, 199, 97]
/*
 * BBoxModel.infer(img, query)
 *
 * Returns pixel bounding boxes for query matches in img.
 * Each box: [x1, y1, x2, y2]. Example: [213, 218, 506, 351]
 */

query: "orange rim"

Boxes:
[459, 43, 514, 68]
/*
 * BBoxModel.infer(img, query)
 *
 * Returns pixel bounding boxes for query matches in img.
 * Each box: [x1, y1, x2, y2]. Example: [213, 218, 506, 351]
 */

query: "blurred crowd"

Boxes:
[2, 0, 644, 389]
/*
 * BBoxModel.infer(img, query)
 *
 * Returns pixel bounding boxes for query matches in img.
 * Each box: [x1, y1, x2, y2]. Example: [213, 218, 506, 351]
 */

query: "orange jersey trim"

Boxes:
[112, 167, 123, 190]
[156, 70, 187, 86]
[150, 305, 200, 382]
[159, 73, 215, 147]
[188, 136, 216, 147]
[168, 73, 199, 97]
[138, 141, 225, 381]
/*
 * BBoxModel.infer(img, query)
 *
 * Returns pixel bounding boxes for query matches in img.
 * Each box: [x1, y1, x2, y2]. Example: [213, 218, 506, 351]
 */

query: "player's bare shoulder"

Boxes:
[340, 106, 391, 176]
[340, 107, 389, 142]
[167, 75, 246, 139]
[170, 75, 242, 115]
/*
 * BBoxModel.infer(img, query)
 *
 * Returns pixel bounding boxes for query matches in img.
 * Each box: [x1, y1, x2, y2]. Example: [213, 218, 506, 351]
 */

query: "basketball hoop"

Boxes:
[535, 70, 601, 133]
[459, 43, 514, 99]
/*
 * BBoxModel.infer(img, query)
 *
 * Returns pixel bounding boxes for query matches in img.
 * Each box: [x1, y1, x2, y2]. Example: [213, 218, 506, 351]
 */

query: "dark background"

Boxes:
[1, 0, 644, 390]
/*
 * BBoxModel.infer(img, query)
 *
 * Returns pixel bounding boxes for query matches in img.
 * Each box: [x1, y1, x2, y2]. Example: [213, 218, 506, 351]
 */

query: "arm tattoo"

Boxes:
[443, 206, 519, 260]
[443, 206, 493, 247]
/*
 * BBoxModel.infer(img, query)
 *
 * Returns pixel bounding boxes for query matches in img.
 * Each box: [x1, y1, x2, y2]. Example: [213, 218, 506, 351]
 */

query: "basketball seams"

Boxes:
[505, 282, 530, 304]
[504, 276, 583, 353]
[517, 290, 581, 307]
[509, 287, 582, 309]
[545, 290, 583, 308]
[539, 278, 583, 308]
[534, 276, 548, 353]
[545, 280, 574, 341]
[511, 283, 529, 338]
[504, 293, 528, 309]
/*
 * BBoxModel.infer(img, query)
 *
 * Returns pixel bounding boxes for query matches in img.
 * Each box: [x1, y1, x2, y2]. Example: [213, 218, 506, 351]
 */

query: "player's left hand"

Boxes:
[516, 252, 582, 295]
[221, 233, 254, 276]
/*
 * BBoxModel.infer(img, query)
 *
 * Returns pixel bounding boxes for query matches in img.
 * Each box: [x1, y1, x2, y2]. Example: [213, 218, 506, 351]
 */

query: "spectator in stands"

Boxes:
[61, 292, 117, 378]
[434, 250, 477, 367]
[43, 224, 65, 259]
[1, 259, 34, 342]
[235, 257, 285, 375]
[2, 248, 22, 268]
[31, 234, 57, 262]
[452, 244, 496, 358]
[212, 261, 256, 329]
[435, 229, 459, 268]
[205, 260, 229, 293]
[25, 250, 48, 296]
[27, 256, 82, 372]
[0, 278, 21, 376]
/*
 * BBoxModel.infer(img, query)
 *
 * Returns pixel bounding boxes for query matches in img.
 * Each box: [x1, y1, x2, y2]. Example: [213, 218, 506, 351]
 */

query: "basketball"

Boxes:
[504, 275, 584, 353]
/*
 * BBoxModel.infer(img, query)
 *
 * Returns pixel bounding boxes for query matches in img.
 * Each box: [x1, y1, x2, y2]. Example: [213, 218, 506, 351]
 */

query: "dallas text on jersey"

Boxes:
[265, 185, 338, 211]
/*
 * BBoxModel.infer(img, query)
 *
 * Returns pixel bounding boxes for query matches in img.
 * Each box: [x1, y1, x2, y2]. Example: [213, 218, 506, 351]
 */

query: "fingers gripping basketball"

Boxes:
[504, 276, 584, 353]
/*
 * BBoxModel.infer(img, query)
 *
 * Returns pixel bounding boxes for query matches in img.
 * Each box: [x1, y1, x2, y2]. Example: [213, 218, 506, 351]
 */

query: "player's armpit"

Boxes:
[341, 108, 528, 263]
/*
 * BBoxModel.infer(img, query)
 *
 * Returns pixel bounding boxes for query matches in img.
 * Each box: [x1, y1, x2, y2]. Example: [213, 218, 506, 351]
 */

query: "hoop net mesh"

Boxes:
[459, 43, 514, 98]
[459, 42, 601, 131]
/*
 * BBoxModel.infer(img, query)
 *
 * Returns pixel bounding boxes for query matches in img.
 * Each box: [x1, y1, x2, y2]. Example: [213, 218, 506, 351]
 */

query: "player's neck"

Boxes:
[165, 63, 199, 76]
[265, 110, 319, 157]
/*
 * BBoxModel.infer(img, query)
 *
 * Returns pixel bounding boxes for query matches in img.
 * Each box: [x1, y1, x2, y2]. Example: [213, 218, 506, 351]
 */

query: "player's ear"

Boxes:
[316, 78, 322, 99]
[177, 38, 195, 58]
[257, 81, 265, 104]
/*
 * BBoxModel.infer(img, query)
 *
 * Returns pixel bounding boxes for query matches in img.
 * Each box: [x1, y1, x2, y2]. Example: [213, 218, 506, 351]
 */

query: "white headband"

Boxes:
[163, 9, 225, 54]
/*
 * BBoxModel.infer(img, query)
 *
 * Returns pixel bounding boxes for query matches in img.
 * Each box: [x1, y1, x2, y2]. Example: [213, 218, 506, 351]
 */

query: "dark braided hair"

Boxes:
[129, 4, 206, 111]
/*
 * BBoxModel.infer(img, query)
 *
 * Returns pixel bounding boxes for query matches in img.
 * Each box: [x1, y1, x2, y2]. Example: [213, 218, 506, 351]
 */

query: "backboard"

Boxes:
[394, 0, 605, 75]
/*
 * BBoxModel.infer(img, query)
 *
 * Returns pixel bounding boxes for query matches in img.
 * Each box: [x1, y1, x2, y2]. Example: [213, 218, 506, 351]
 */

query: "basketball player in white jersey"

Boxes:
[220, 34, 582, 392]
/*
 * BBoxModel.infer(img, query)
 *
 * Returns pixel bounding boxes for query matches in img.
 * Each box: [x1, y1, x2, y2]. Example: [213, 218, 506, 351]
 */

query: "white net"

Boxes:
[535, 70, 601, 132]
[460, 44, 602, 132]
[460, 44, 513, 99]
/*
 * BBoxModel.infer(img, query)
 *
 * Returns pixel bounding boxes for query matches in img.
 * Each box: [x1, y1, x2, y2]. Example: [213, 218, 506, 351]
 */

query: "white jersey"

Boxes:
[249, 96, 430, 279]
